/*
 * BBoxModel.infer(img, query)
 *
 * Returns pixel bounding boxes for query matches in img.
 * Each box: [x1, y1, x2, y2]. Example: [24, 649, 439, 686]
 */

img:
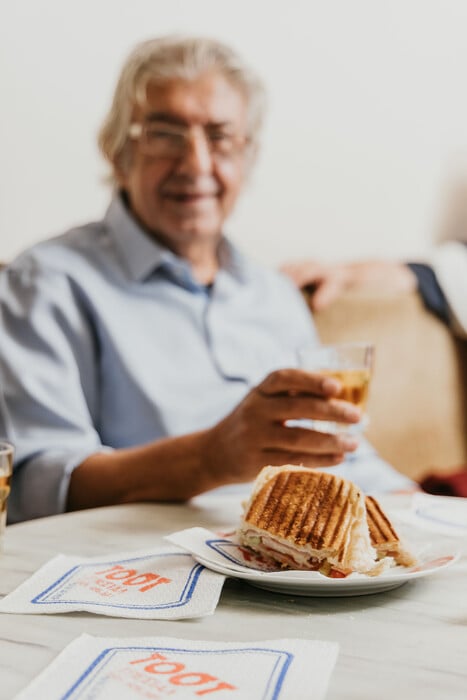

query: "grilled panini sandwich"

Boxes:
[238, 466, 385, 577]
[365, 495, 416, 567]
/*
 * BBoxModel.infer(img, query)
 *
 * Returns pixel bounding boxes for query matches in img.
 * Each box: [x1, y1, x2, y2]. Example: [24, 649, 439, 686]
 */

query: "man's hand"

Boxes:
[68, 369, 362, 510]
[203, 368, 361, 484]
[281, 259, 418, 311]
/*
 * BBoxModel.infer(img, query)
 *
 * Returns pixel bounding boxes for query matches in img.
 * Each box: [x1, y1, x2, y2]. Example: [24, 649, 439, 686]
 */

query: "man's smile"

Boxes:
[163, 192, 217, 200]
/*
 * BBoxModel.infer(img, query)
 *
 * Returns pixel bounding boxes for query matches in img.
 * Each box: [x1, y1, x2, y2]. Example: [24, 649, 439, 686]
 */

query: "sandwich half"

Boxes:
[238, 466, 386, 577]
[365, 495, 416, 567]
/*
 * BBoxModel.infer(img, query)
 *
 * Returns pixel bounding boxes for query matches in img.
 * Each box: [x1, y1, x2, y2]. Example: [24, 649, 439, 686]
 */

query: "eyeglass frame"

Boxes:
[127, 120, 251, 160]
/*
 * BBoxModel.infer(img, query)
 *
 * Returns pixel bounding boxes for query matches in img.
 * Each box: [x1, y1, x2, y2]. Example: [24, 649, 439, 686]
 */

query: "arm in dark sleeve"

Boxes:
[406, 262, 450, 325]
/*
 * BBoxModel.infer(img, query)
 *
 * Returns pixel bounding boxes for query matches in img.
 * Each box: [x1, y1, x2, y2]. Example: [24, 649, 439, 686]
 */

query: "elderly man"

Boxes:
[0, 37, 410, 523]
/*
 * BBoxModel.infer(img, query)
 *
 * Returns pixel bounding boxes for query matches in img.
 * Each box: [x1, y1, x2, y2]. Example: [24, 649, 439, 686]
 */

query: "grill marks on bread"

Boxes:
[365, 495, 399, 547]
[240, 466, 416, 574]
[245, 471, 359, 551]
[365, 494, 416, 566]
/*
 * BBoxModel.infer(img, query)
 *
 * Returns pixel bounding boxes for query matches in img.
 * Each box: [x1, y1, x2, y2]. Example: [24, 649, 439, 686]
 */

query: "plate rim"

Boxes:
[193, 549, 460, 590]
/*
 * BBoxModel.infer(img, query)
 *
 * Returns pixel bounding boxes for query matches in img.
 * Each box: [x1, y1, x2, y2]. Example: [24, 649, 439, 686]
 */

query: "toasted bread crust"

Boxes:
[239, 466, 382, 573]
[244, 469, 360, 553]
[239, 466, 415, 574]
[365, 495, 399, 547]
[365, 495, 416, 567]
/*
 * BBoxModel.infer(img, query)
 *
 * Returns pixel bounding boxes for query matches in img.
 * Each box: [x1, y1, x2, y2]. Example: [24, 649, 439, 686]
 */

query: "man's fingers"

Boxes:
[268, 424, 359, 454]
[280, 261, 324, 288]
[261, 450, 345, 468]
[310, 278, 344, 311]
[258, 368, 342, 398]
[260, 395, 361, 423]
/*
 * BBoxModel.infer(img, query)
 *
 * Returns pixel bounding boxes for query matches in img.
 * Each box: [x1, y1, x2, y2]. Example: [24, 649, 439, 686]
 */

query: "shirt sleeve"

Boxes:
[0, 261, 109, 522]
[428, 241, 467, 338]
[406, 262, 451, 325]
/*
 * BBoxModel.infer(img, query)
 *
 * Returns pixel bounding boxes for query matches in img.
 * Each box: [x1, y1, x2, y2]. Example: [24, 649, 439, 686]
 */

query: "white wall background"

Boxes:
[1, 0, 467, 266]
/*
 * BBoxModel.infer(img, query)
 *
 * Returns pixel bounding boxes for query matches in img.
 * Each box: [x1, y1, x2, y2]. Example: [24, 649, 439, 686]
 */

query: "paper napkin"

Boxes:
[166, 527, 281, 573]
[395, 493, 467, 537]
[15, 633, 339, 700]
[0, 548, 225, 619]
[165, 527, 461, 588]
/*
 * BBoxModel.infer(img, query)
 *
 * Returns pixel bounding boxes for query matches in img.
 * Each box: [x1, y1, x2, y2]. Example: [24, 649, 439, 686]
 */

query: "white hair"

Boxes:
[98, 36, 267, 182]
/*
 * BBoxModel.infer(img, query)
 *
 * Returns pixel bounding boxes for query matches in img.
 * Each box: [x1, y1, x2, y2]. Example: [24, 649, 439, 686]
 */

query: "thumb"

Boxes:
[280, 261, 325, 289]
[309, 278, 344, 311]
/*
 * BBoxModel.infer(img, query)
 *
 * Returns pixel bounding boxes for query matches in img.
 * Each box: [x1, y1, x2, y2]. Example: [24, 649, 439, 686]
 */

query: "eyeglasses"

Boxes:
[128, 121, 249, 160]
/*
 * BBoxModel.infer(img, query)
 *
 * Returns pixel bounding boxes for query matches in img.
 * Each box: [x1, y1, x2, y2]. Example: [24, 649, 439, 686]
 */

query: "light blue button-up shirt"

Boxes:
[0, 197, 412, 522]
[0, 197, 320, 521]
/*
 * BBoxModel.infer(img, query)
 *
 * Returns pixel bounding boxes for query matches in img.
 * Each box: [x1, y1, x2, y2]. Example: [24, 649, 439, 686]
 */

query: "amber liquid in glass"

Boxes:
[0, 448, 13, 539]
[0, 473, 11, 516]
[321, 368, 371, 410]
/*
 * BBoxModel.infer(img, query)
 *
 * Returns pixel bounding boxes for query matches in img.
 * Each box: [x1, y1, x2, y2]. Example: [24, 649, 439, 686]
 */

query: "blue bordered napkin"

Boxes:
[0, 548, 225, 619]
[14, 633, 339, 700]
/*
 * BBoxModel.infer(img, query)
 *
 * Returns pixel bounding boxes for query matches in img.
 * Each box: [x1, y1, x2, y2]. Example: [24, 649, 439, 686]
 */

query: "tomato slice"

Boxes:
[329, 569, 348, 579]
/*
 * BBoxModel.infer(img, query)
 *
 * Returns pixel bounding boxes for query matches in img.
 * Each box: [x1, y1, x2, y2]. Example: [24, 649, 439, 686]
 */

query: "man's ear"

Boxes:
[115, 168, 128, 190]
[113, 142, 135, 189]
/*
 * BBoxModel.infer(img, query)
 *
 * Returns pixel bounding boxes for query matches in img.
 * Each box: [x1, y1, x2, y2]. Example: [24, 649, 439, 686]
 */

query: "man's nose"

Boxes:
[177, 129, 213, 175]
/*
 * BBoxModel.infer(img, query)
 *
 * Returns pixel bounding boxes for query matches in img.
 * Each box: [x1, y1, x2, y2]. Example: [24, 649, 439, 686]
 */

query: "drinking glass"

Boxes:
[0, 441, 14, 549]
[297, 342, 374, 434]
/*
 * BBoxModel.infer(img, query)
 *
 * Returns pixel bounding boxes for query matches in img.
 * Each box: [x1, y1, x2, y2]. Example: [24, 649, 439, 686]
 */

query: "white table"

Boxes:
[0, 492, 466, 700]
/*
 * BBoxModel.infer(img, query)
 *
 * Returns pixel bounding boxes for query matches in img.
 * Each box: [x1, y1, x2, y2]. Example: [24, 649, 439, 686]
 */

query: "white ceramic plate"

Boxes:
[166, 526, 460, 598]
[193, 547, 459, 597]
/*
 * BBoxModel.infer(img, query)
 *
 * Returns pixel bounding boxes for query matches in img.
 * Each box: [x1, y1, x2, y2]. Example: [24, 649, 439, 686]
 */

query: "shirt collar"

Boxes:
[105, 195, 173, 282]
[104, 194, 252, 285]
